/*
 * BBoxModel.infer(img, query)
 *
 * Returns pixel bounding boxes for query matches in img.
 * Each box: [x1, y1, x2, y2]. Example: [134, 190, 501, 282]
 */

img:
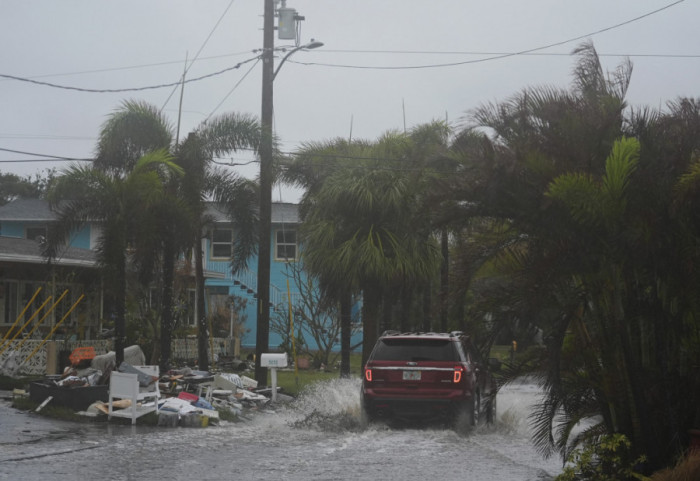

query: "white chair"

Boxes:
[108, 365, 160, 424]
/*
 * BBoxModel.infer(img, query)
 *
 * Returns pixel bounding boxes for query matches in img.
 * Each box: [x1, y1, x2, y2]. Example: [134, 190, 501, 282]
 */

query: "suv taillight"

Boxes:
[453, 366, 465, 383]
[365, 368, 373, 382]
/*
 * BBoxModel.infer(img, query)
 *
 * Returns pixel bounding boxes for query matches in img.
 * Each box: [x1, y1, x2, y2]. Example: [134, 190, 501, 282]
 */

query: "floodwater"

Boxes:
[0, 379, 562, 481]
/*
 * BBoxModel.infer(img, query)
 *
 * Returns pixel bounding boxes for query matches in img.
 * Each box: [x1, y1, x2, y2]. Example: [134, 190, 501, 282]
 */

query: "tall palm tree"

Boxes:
[93, 100, 186, 370]
[176, 112, 260, 371]
[295, 138, 442, 366]
[284, 139, 374, 376]
[451, 40, 700, 471]
[44, 151, 182, 366]
[92, 101, 261, 371]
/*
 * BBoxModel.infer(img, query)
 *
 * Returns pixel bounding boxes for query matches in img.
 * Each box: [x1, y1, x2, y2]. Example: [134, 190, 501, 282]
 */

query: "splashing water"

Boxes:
[284, 377, 365, 432]
[0, 377, 563, 481]
[282, 376, 548, 436]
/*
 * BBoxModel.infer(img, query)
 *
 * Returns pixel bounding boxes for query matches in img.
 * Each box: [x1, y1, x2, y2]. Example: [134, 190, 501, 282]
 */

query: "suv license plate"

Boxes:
[403, 370, 421, 381]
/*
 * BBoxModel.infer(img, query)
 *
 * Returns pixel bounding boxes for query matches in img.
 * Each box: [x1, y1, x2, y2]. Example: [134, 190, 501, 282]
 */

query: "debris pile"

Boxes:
[26, 345, 284, 427]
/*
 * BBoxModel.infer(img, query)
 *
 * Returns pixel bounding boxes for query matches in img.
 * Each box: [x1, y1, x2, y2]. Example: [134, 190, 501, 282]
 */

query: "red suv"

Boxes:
[361, 331, 499, 431]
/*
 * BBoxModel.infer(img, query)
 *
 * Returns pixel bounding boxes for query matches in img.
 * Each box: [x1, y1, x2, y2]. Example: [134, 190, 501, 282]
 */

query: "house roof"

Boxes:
[0, 198, 56, 221]
[1, 198, 301, 225]
[0, 236, 96, 267]
[205, 201, 300, 225]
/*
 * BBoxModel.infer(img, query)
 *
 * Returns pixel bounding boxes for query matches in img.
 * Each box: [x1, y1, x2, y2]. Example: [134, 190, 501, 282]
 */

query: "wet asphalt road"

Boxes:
[0, 380, 562, 481]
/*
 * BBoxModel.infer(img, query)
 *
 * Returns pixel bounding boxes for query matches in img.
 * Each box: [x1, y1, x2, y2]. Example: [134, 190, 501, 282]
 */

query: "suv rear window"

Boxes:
[370, 338, 460, 362]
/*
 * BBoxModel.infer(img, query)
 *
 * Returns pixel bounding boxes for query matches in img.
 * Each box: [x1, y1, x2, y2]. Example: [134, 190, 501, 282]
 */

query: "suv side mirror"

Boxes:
[488, 357, 502, 372]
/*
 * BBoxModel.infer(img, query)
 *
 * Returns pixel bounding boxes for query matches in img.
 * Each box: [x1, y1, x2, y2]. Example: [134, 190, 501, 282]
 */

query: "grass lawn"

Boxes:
[272, 353, 364, 397]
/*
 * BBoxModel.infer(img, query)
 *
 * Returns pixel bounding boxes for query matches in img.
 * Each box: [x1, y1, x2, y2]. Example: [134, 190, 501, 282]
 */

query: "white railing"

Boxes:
[0, 338, 235, 376]
[0, 339, 112, 376]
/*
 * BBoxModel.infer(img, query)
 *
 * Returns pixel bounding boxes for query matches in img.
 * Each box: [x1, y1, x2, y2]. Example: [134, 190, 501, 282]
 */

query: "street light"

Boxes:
[273, 40, 324, 81]
[255, 0, 322, 385]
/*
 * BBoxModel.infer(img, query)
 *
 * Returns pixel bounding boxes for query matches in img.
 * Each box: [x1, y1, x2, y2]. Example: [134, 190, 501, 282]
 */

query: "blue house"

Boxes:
[0, 198, 308, 351]
[203, 201, 303, 349]
[0, 199, 100, 340]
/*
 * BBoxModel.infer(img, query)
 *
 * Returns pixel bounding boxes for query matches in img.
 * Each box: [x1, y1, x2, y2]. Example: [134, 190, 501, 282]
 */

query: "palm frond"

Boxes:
[96, 100, 173, 173]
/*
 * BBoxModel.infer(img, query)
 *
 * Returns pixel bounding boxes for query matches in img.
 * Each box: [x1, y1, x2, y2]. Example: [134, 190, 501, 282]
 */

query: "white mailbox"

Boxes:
[260, 352, 288, 368]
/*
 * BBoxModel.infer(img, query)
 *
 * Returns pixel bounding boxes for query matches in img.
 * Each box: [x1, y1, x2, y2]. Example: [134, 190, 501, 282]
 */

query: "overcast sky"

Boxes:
[1, 0, 697, 202]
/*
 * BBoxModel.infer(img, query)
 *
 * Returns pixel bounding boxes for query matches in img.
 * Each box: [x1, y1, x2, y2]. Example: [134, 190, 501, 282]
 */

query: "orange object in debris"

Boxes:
[69, 346, 96, 367]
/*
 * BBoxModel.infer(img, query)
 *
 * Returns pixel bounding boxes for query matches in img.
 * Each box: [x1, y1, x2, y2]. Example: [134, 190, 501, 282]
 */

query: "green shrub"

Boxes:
[556, 434, 650, 481]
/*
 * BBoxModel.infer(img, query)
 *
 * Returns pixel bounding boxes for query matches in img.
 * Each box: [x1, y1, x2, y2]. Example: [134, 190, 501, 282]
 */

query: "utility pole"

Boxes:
[255, 0, 275, 386]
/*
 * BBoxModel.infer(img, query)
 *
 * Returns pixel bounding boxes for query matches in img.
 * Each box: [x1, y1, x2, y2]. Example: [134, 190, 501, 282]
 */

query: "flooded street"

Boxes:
[1, 379, 562, 480]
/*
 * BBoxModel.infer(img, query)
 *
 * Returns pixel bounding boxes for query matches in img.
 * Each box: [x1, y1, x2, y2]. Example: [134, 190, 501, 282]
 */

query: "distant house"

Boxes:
[0, 198, 100, 340]
[0, 198, 305, 349]
[200, 201, 303, 348]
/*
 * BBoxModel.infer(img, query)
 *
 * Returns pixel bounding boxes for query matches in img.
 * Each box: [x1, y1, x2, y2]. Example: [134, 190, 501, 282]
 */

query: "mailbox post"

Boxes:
[260, 353, 288, 403]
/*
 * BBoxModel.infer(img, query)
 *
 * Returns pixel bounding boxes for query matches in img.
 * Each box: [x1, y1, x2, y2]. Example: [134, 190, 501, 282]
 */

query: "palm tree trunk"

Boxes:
[422, 284, 432, 332]
[440, 227, 449, 332]
[399, 286, 411, 332]
[339, 293, 352, 378]
[160, 234, 175, 372]
[115, 252, 127, 367]
[195, 233, 209, 371]
[361, 286, 381, 366]
[381, 292, 392, 333]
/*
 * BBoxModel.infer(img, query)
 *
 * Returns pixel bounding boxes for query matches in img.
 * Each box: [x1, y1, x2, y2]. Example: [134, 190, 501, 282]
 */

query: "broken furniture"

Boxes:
[108, 365, 159, 424]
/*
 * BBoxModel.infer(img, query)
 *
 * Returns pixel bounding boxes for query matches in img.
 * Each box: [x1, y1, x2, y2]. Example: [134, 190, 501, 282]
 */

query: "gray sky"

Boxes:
[1, 0, 697, 202]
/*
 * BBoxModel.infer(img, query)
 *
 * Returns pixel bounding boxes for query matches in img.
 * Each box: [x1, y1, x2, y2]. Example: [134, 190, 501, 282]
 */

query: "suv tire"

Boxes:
[454, 394, 478, 434]
[485, 394, 497, 425]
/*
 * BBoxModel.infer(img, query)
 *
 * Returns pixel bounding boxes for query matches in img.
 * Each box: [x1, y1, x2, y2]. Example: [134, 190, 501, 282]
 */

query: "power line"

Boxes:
[0, 51, 255, 82]
[0, 147, 92, 161]
[290, 0, 688, 70]
[204, 58, 261, 122]
[161, 0, 237, 111]
[0, 1, 690, 92]
[318, 49, 700, 59]
[0, 56, 260, 94]
[0, 159, 88, 164]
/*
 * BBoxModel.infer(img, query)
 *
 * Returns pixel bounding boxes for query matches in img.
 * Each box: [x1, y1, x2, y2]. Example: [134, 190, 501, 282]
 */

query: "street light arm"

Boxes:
[272, 41, 324, 81]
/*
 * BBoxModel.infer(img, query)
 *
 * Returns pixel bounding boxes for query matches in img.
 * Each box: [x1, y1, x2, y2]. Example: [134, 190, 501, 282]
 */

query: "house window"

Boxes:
[186, 289, 196, 326]
[275, 229, 297, 261]
[211, 228, 232, 259]
[26, 226, 47, 241]
[0, 281, 18, 325]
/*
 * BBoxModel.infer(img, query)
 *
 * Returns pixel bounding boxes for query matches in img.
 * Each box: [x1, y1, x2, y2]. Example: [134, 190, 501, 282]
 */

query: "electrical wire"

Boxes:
[0, 56, 260, 93]
[204, 58, 261, 122]
[316, 49, 700, 59]
[288, 0, 687, 70]
[160, 0, 237, 111]
[0, 51, 255, 82]
[0, 1, 690, 92]
[0, 147, 91, 161]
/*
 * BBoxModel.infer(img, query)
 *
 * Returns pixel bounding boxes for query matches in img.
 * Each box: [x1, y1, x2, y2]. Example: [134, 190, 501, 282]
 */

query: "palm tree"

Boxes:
[92, 101, 261, 371]
[293, 136, 442, 366]
[284, 138, 374, 376]
[451, 40, 700, 471]
[44, 151, 182, 366]
[176, 112, 260, 371]
[93, 100, 186, 370]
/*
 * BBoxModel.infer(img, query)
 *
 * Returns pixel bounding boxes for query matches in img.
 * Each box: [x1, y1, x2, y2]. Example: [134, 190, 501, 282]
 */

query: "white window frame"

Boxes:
[210, 228, 233, 259]
[275, 228, 297, 261]
[0, 280, 19, 326]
